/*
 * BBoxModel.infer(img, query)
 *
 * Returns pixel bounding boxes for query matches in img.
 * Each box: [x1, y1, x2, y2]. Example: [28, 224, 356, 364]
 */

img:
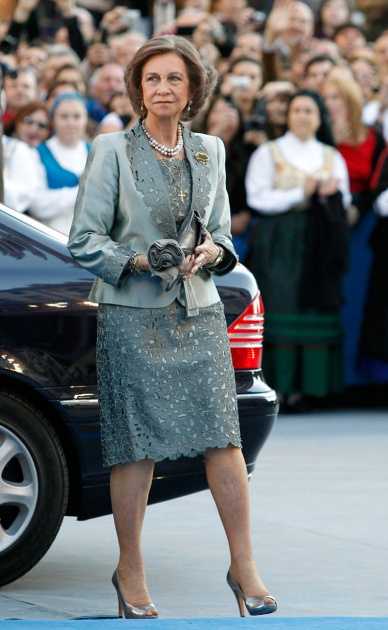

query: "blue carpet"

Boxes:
[1, 619, 387, 629]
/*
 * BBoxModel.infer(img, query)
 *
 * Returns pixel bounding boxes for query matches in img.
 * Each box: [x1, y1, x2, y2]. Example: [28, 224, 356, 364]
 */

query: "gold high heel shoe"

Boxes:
[226, 569, 277, 617]
[112, 569, 158, 619]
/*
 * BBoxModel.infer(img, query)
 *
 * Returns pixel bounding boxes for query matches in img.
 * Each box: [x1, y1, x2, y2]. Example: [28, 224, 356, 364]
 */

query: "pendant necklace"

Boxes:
[160, 158, 187, 203]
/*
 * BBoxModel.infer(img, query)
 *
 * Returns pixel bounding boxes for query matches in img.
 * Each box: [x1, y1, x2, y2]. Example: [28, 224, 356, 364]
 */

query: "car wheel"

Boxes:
[0, 389, 69, 587]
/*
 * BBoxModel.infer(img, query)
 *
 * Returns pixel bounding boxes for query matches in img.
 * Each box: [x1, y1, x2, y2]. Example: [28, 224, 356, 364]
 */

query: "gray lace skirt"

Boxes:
[96, 300, 241, 466]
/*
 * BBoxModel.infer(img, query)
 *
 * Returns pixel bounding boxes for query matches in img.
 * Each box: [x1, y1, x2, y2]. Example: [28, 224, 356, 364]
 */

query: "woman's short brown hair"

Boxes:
[124, 35, 218, 121]
[13, 101, 51, 131]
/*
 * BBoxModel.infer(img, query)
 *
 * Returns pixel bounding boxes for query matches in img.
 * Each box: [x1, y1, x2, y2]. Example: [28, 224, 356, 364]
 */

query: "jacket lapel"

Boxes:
[124, 121, 212, 238]
[182, 126, 211, 220]
[124, 121, 178, 239]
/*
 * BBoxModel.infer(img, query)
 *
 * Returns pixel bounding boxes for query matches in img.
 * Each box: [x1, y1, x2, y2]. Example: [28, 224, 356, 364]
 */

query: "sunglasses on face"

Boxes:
[5, 67, 36, 80]
[22, 116, 49, 130]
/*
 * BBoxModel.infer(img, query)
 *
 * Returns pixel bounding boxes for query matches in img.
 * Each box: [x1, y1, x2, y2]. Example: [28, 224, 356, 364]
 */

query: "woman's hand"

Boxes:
[303, 176, 318, 199]
[231, 210, 252, 236]
[190, 230, 221, 275]
[243, 129, 268, 147]
[318, 178, 340, 196]
[207, 101, 240, 144]
[138, 254, 150, 272]
[177, 254, 195, 280]
[332, 119, 352, 144]
[86, 42, 113, 68]
[346, 204, 360, 227]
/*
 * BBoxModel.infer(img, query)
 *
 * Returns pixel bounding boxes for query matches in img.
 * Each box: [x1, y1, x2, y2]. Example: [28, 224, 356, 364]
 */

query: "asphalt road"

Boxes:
[1, 410, 387, 621]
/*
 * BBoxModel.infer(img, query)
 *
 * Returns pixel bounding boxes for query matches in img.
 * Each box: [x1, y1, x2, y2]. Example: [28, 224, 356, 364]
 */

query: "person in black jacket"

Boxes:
[359, 148, 388, 383]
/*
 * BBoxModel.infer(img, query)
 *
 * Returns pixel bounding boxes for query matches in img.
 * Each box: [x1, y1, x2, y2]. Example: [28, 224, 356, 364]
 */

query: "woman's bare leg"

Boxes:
[110, 458, 155, 610]
[204, 444, 272, 598]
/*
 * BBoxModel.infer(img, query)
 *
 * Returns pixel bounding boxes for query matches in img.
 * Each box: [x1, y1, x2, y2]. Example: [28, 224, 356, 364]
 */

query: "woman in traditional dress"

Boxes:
[68, 36, 277, 619]
[246, 89, 351, 412]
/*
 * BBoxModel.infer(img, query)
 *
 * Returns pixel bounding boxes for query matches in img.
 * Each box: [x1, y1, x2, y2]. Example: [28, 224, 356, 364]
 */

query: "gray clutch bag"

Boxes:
[147, 209, 207, 316]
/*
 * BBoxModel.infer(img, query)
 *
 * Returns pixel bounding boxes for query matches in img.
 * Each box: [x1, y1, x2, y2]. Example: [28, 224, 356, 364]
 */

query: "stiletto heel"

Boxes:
[226, 568, 277, 617]
[112, 569, 158, 619]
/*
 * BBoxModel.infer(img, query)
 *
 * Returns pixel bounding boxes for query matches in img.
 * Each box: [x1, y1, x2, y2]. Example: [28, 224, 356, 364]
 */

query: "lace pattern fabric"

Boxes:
[158, 157, 192, 229]
[97, 300, 241, 466]
[124, 121, 212, 238]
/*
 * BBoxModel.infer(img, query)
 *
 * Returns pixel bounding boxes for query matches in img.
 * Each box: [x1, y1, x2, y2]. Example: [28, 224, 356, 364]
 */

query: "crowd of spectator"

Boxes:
[1, 0, 388, 411]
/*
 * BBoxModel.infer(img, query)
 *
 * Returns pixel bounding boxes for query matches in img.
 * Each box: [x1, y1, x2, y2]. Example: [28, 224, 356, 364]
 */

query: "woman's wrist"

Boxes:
[209, 245, 225, 268]
[128, 252, 147, 275]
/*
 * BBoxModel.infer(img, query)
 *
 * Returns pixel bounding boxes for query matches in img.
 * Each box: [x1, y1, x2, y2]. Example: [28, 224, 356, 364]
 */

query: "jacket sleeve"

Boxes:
[67, 135, 135, 287]
[206, 137, 238, 275]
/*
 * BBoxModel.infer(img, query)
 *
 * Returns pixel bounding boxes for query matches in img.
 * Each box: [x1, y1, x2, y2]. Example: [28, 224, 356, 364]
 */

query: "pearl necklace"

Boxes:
[141, 120, 183, 157]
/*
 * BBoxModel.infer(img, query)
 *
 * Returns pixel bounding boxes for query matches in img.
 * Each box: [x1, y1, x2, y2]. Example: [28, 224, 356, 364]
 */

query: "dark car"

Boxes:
[0, 204, 278, 587]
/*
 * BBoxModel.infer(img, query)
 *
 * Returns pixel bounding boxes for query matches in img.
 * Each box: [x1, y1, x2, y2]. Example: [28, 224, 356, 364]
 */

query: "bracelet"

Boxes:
[128, 252, 144, 275]
[210, 246, 225, 268]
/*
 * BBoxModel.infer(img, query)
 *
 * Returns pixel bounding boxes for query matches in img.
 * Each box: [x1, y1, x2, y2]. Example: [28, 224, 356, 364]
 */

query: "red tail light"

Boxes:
[228, 294, 264, 370]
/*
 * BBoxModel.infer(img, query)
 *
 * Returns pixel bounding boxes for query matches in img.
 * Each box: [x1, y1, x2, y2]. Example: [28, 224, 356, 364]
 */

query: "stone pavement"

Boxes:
[1, 411, 387, 624]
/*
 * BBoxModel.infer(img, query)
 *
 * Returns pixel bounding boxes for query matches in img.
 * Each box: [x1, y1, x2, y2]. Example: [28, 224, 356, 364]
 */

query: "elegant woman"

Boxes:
[68, 36, 277, 620]
[322, 76, 386, 386]
[9, 101, 52, 148]
[29, 93, 90, 235]
[246, 90, 351, 411]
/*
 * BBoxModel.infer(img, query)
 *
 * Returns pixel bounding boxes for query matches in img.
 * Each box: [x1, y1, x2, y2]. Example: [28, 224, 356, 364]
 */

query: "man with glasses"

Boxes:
[2, 66, 38, 131]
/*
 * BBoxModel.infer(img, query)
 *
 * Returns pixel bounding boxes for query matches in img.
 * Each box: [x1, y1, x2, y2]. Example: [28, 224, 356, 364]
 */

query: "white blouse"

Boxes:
[375, 190, 388, 217]
[29, 136, 89, 235]
[2, 137, 40, 213]
[245, 132, 351, 215]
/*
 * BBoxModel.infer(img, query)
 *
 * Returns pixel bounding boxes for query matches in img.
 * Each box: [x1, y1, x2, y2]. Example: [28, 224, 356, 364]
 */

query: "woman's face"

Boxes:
[266, 94, 289, 126]
[207, 98, 240, 135]
[321, 0, 349, 29]
[141, 53, 191, 122]
[322, 84, 347, 124]
[15, 108, 51, 147]
[287, 96, 321, 140]
[110, 93, 134, 118]
[55, 68, 86, 94]
[213, 0, 247, 22]
[230, 60, 263, 100]
[350, 59, 377, 96]
[53, 99, 88, 146]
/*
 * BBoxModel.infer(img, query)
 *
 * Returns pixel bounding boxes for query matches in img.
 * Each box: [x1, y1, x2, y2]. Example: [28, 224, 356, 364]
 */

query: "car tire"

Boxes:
[0, 389, 69, 587]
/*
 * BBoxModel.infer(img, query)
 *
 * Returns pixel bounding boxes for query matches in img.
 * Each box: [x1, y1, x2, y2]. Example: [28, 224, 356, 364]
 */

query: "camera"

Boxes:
[0, 34, 18, 55]
[250, 10, 267, 24]
[176, 25, 196, 37]
[228, 75, 250, 90]
[119, 9, 141, 28]
[244, 97, 267, 132]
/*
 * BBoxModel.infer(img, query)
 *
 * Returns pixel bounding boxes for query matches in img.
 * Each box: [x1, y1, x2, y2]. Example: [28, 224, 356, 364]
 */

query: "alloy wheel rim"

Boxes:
[0, 425, 39, 552]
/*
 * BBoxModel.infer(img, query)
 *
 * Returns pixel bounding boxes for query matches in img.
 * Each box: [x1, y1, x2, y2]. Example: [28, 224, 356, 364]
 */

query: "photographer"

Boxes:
[247, 80, 296, 145]
[202, 94, 258, 263]
[220, 57, 264, 136]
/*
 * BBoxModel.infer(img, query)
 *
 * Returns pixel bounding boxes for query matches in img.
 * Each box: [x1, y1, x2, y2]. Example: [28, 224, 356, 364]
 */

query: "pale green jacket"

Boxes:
[67, 120, 237, 308]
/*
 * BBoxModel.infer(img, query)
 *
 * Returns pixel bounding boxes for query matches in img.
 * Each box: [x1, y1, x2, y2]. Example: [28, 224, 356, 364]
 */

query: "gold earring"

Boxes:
[187, 100, 193, 114]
